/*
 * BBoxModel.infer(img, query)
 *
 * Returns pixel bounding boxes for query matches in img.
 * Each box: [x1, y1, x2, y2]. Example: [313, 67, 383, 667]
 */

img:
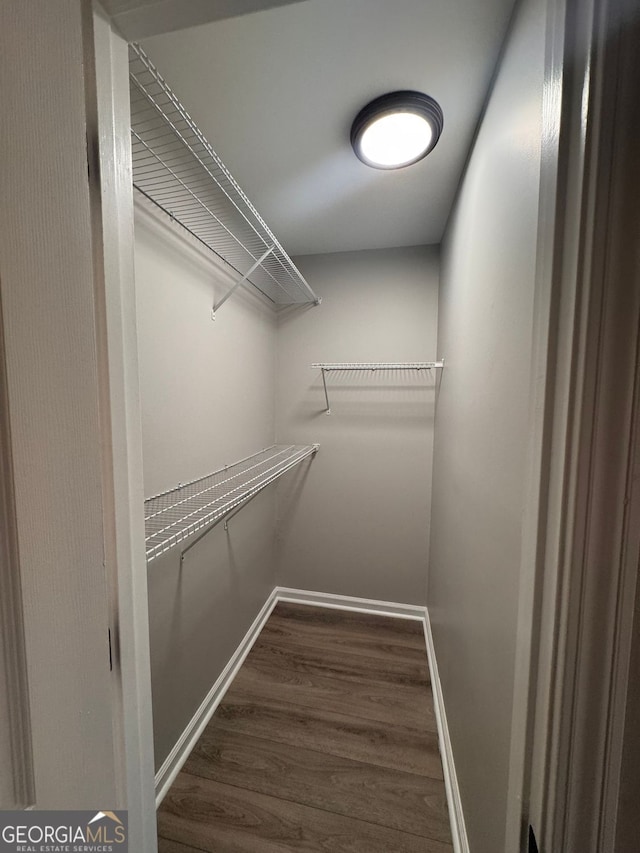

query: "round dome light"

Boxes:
[351, 91, 443, 170]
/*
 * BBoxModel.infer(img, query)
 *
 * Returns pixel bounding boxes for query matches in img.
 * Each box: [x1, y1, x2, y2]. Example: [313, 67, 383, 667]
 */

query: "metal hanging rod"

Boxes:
[128, 44, 321, 314]
[311, 361, 444, 414]
[143, 444, 319, 563]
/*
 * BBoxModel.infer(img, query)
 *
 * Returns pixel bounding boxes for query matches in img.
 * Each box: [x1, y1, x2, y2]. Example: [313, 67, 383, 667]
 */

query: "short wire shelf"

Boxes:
[129, 43, 320, 312]
[144, 444, 319, 563]
[311, 362, 444, 413]
[311, 362, 444, 371]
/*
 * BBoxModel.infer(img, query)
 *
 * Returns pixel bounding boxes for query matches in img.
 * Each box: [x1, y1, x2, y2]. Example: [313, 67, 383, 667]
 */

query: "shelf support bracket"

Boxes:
[212, 245, 275, 319]
[179, 488, 258, 560]
[321, 368, 331, 415]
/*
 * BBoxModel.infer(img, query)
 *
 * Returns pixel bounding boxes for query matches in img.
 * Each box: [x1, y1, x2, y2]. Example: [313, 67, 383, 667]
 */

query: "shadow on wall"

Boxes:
[276, 301, 320, 327]
[151, 524, 246, 697]
[154, 555, 186, 700]
[275, 455, 316, 546]
[302, 371, 437, 426]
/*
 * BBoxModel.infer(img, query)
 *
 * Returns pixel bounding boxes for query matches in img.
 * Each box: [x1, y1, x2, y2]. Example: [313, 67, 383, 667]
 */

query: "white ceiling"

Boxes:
[141, 0, 515, 256]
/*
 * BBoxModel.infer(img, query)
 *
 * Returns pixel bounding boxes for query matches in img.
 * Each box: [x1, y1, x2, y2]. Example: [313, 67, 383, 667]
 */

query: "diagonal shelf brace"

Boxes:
[320, 368, 331, 415]
[212, 245, 275, 319]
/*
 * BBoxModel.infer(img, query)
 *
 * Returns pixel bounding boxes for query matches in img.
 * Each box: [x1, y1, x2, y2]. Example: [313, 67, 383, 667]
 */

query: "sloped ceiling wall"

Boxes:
[101, 0, 308, 40]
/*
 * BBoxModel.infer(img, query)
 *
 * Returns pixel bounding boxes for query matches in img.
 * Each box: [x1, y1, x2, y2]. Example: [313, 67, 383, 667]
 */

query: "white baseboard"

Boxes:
[154, 584, 469, 853]
[274, 585, 427, 621]
[423, 610, 470, 853]
[154, 587, 279, 806]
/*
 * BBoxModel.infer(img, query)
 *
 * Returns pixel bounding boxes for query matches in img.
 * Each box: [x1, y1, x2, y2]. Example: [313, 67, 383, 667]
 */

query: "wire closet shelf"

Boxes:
[144, 444, 319, 563]
[128, 43, 320, 312]
[311, 362, 444, 371]
[311, 362, 444, 414]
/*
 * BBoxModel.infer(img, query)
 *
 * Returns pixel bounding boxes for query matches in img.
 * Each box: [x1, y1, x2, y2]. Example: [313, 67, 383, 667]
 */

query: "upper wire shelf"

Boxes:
[312, 362, 444, 370]
[128, 43, 320, 313]
[311, 361, 444, 414]
[144, 444, 318, 563]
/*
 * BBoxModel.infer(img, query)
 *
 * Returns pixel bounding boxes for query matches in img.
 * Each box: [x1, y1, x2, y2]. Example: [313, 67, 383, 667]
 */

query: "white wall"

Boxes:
[427, 0, 545, 850]
[276, 246, 439, 605]
[134, 201, 278, 767]
[135, 204, 277, 498]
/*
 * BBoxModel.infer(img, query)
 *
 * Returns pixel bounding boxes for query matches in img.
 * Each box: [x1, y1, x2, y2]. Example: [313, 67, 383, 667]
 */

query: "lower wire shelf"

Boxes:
[144, 444, 319, 563]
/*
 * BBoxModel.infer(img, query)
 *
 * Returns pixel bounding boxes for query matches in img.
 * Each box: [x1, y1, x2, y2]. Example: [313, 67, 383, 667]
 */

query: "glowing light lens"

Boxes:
[359, 112, 433, 168]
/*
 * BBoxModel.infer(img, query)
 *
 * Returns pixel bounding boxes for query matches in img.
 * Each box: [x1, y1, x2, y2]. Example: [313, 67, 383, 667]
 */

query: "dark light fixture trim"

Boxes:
[350, 90, 444, 170]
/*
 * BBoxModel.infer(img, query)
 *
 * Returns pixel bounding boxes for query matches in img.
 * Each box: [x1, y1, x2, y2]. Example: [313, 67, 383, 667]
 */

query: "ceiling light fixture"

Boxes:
[350, 91, 443, 170]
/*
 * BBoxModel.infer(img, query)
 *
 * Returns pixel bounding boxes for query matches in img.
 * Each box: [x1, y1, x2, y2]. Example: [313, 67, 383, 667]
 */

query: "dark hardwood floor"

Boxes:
[157, 602, 453, 852]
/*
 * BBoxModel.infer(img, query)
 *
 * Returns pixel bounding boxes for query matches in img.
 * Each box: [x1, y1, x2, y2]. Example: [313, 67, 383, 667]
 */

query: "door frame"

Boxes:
[0, 290, 34, 810]
[90, 4, 158, 849]
[508, 0, 640, 849]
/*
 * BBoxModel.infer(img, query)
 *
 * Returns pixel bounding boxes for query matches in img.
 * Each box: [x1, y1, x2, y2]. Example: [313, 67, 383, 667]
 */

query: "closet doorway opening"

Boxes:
[94, 0, 640, 850]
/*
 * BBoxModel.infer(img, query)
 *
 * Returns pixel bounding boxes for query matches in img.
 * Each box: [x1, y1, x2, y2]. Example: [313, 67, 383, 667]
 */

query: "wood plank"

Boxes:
[184, 728, 452, 842]
[158, 772, 453, 853]
[260, 616, 426, 666]
[212, 695, 444, 779]
[272, 602, 426, 647]
[247, 635, 431, 688]
[226, 655, 438, 731]
[157, 837, 207, 853]
[157, 604, 452, 850]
